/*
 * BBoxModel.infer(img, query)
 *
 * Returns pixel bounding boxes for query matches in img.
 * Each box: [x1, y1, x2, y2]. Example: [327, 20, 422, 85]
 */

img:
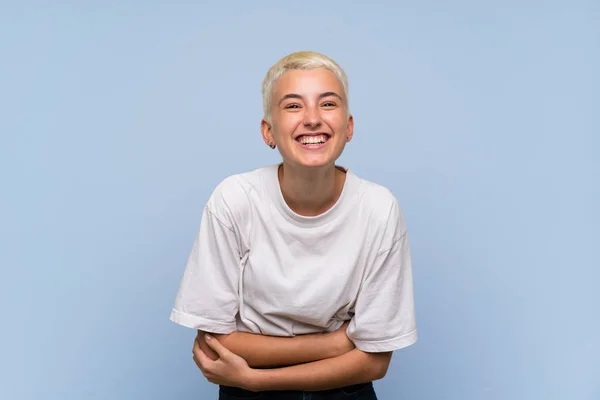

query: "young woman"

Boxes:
[170, 51, 418, 399]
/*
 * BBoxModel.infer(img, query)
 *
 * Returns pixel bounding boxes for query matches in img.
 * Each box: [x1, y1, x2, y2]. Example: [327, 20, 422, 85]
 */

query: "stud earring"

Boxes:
[269, 143, 276, 149]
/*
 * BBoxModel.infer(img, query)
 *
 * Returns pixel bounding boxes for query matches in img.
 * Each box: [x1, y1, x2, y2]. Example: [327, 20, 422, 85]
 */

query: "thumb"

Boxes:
[204, 334, 230, 358]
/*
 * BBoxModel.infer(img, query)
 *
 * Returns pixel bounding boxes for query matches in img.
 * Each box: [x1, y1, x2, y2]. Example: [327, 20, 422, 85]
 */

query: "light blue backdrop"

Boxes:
[1, 1, 598, 399]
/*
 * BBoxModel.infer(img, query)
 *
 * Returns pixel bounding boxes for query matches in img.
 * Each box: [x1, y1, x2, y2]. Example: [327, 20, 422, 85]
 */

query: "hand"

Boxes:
[329, 320, 355, 357]
[192, 333, 256, 391]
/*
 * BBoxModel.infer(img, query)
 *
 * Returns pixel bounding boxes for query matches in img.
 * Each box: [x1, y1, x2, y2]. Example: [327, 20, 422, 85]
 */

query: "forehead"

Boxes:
[273, 68, 344, 98]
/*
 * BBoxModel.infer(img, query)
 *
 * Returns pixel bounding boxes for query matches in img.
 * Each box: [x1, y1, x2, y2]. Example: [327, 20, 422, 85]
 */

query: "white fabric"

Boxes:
[170, 164, 417, 352]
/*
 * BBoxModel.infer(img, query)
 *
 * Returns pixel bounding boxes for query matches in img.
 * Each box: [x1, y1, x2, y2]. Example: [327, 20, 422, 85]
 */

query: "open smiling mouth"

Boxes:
[295, 134, 331, 148]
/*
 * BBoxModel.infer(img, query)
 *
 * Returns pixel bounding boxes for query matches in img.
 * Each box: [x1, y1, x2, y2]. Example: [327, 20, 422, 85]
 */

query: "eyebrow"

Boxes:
[277, 91, 343, 105]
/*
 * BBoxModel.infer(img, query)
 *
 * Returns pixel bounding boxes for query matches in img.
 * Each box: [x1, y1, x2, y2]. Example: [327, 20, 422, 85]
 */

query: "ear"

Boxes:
[346, 114, 354, 142]
[261, 118, 275, 147]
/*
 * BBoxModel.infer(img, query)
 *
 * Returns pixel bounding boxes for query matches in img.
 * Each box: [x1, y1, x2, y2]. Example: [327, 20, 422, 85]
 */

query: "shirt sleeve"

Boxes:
[169, 204, 243, 334]
[347, 201, 418, 352]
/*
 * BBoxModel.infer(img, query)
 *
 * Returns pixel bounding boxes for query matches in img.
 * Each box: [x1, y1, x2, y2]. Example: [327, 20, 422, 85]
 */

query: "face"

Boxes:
[261, 68, 354, 170]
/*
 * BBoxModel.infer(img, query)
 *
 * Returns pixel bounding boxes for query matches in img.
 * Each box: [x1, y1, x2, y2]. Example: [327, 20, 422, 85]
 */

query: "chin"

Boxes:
[295, 158, 337, 169]
[283, 148, 344, 170]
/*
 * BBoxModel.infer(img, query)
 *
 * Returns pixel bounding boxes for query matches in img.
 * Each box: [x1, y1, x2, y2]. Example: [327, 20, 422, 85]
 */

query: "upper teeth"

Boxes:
[299, 135, 327, 144]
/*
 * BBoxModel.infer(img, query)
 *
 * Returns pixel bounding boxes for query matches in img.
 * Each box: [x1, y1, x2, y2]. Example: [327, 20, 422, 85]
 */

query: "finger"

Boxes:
[193, 341, 213, 371]
[197, 333, 219, 361]
[198, 345, 223, 374]
[192, 353, 202, 370]
[194, 352, 215, 381]
[192, 336, 203, 358]
[203, 334, 230, 358]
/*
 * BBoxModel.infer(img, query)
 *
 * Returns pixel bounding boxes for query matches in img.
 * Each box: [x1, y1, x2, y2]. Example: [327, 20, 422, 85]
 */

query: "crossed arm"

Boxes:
[192, 324, 393, 392]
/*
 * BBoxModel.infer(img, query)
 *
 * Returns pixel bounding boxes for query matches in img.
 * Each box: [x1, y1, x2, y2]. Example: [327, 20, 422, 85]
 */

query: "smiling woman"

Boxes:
[170, 51, 418, 399]
[261, 64, 353, 177]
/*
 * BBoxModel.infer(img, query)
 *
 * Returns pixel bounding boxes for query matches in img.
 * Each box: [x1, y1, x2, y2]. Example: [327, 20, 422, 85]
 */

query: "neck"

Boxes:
[278, 162, 346, 217]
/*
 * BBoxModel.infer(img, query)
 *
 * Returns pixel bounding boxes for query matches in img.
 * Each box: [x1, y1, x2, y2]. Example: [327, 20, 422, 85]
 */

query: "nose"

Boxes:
[302, 104, 322, 129]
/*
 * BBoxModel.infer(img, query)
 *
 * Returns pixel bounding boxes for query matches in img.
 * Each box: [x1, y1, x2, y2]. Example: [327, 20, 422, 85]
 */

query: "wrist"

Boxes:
[242, 368, 264, 392]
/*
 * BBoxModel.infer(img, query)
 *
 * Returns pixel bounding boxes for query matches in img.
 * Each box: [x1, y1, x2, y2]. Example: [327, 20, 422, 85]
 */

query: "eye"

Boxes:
[284, 103, 301, 109]
[322, 101, 337, 107]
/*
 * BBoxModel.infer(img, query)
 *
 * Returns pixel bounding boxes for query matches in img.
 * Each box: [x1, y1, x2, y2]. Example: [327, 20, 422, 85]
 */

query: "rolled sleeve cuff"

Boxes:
[352, 329, 418, 352]
[169, 308, 236, 334]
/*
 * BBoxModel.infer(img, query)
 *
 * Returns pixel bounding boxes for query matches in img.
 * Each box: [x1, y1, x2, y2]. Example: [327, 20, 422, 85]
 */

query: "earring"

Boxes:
[269, 143, 276, 149]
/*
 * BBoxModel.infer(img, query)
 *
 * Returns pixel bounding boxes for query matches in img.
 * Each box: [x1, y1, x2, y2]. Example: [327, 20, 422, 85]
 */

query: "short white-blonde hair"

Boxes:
[261, 51, 349, 122]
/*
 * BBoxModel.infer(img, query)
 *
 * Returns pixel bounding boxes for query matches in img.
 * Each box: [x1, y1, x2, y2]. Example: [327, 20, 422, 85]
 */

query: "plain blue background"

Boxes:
[1, 1, 598, 399]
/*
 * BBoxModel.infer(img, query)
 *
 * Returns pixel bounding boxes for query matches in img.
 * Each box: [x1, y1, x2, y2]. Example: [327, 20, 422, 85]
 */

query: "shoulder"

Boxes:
[356, 175, 405, 222]
[205, 165, 273, 222]
[359, 178, 398, 209]
[352, 172, 408, 245]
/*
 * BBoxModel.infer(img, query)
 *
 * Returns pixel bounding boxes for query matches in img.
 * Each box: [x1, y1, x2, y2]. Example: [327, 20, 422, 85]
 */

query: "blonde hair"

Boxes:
[261, 51, 349, 122]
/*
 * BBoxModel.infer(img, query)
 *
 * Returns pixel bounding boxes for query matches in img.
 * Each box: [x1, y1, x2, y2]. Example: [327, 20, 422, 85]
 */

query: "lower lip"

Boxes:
[295, 139, 329, 150]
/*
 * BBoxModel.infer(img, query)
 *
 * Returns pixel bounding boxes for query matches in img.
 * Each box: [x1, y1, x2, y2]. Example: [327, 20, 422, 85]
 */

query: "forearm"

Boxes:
[199, 330, 348, 368]
[248, 348, 392, 391]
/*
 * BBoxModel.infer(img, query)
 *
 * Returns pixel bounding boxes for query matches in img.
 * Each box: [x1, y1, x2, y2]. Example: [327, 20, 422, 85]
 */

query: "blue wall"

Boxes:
[1, 1, 598, 399]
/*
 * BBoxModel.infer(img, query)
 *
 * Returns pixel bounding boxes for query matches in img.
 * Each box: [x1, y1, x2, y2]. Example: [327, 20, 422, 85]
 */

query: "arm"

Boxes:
[249, 348, 392, 391]
[196, 321, 354, 368]
[195, 334, 392, 392]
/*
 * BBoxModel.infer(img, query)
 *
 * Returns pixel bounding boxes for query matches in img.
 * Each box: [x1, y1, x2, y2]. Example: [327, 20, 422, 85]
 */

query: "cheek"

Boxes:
[273, 116, 301, 137]
[324, 115, 348, 133]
